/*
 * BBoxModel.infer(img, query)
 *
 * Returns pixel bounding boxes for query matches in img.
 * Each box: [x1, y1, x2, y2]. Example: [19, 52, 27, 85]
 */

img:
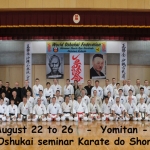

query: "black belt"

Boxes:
[0, 113, 4, 115]
[63, 112, 71, 114]
[9, 113, 15, 116]
[22, 114, 27, 116]
[116, 113, 121, 116]
[46, 96, 50, 98]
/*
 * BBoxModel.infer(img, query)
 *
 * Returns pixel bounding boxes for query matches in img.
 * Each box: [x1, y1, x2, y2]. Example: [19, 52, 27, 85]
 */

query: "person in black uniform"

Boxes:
[90, 54, 105, 79]
[11, 90, 21, 106]
[4, 82, 12, 100]
[47, 55, 63, 79]
[84, 80, 93, 97]
[73, 80, 79, 95]
[12, 82, 22, 99]
[21, 80, 32, 98]
[0, 80, 5, 94]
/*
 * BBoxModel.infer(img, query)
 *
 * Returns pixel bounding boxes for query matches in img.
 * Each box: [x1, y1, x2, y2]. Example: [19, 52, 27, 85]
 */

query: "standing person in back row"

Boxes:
[33, 78, 43, 99]
[4, 82, 12, 100]
[84, 80, 93, 98]
[91, 80, 103, 99]
[51, 79, 62, 96]
[12, 82, 22, 99]
[64, 79, 74, 97]
[21, 80, 32, 98]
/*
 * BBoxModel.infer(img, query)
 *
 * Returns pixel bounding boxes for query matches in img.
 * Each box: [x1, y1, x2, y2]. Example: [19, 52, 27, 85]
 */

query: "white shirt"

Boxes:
[101, 102, 111, 114]
[134, 85, 143, 95]
[125, 102, 137, 115]
[88, 103, 101, 113]
[33, 104, 47, 115]
[103, 85, 113, 97]
[81, 95, 90, 106]
[137, 103, 147, 113]
[0, 104, 7, 115]
[109, 83, 116, 89]
[143, 86, 150, 96]
[34, 96, 47, 106]
[47, 103, 61, 114]
[64, 84, 74, 95]
[33, 84, 43, 98]
[43, 88, 54, 98]
[123, 84, 135, 96]
[55, 96, 64, 105]
[91, 86, 103, 99]
[136, 93, 148, 104]
[126, 96, 137, 105]
[73, 101, 88, 114]
[27, 96, 34, 108]
[61, 102, 72, 113]
[51, 84, 62, 95]
[108, 97, 115, 106]
[6, 105, 18, 117]
[18, 102, 32, 115]
[3, 97, 9, 105]
[111, 103, 125, 114]
[146, 103, 150, 114]
[91, 96, 102, 108]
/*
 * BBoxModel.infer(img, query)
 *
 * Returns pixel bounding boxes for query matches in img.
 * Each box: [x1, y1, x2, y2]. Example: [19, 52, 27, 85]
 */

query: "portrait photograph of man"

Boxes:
[46, 54, 64, 79]
[90, 54, 107, 79]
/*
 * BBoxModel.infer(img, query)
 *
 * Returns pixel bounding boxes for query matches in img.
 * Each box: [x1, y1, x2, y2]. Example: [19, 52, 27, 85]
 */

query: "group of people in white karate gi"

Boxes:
[0, 77, 150, 122]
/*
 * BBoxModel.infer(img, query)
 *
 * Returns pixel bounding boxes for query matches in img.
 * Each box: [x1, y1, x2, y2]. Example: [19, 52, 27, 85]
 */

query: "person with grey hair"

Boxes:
[47, 55, 63, 79]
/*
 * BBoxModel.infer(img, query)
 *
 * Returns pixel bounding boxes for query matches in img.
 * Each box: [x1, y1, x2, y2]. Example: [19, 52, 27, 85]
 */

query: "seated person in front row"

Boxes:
[124, 97, 137, 121]
[101, 96, 112, 121]
[110, 97, 125, 121]
[73, 96, 88, 121]
[0, 98, 7, 121]
[32, 98, 47, 121]
[137, 97, 148, 121]
[47, 97, 61, 121]
[88, 97, 101, 121]
[17, 96, 32, 121]
[61, 96, 73, 121]
[6, 99, 18, 121]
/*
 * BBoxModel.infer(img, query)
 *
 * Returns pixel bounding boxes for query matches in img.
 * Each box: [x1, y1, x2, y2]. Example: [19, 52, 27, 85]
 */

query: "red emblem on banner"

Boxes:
[73, 14, 80, 24]
[47, 43, 51, 52]
[71, 54, 83, 82]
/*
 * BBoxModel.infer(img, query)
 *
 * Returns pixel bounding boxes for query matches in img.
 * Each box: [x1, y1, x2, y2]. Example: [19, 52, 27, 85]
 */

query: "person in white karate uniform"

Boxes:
[115, 89, 126, 106]
[88, 97, 101, 121]
[134, 79, 143, 95]
[123, 79, 135, 96]
[47, 97, 61, 121]
[143, 80, 150, 96]
[69, 94, 77, 109]
[137, 97, 148, 121]
[113, 83, 121, 97]
[103, 79, 113, 98]
[91, 80, 103, 99]
[81, 89, 90, 107]
[64, 79, 74, 97]
[146, 103, 150, 121]
[109, 78, 116, 89]
[0, 98, 7, 121]
[17, 96, 32, 121]
[1, 92, 9, 105]
[110, 97, 125, 121]
[51, 79, 62, 96]
[6, 99, 18, 121]
[55, 90, 64, 105]
[91, 90, 102, 108]
[43, 82, 54, 104]
[126, 89, 137, 105]
[32, 78, 43, 98]
[61, 96, 73, 121]
[26, 90, 34, 108]
[73, 96, 88, 121]
[32, 98, 47, 121]
[124, 97, 138, 121]
[136, 87, 148, 104]
[101, 96, 112, 121]
[34, 90, 47, 106]
[107, 91, 115, 107]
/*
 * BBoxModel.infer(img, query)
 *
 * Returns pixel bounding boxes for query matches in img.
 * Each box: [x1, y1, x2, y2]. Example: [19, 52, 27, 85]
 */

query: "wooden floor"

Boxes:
[0, 120, 150, 150]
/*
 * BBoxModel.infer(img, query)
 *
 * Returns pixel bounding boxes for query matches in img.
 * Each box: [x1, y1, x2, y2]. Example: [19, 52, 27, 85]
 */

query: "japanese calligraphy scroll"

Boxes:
[70, 53, 84, 83]
[46, 54, 64, 79]
[120, 42, 127, 80]
[90, 54, 107, 79]
[24, 42, 32, 87]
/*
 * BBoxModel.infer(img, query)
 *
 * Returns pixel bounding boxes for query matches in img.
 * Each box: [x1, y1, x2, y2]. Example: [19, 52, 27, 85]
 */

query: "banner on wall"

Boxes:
[46, 54, 64, 79]
[70, 53, 84, 83]
[24, 42, 32, 87]
[120, 42, 127, 80]
[46, 41, 106, 53]
[90, 54, 107, 79]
